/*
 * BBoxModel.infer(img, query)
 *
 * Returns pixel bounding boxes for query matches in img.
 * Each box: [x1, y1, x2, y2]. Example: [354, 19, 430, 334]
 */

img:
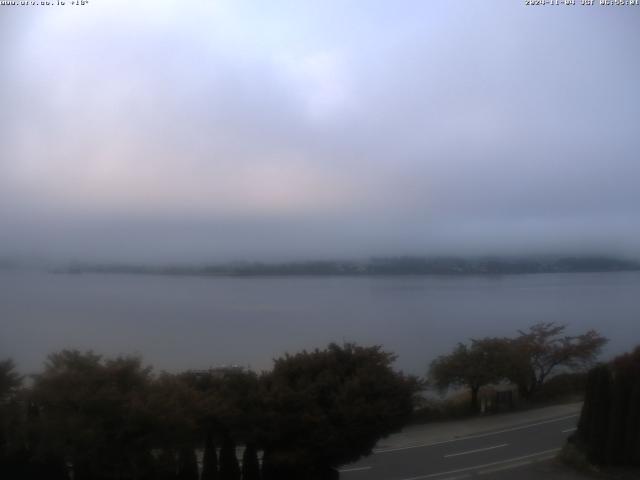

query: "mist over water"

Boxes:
[2, 2, 639, 378]
[2, 270, 638, 375]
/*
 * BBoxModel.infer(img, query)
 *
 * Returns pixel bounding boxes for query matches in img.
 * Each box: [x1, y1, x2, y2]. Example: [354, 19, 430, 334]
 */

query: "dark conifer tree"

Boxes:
[605, 368, 632, 464]
[219, 435, 240, 480]
[621, 352, 640, 465]
[628, 381, 640, 465]
[577, 366, 598, 442]
[156, 449, 178, 480]
[201, 434, 219, 480]
[3, 447, 30, 480]
[575, 347, 640, 467]
[29, 452, 70, 480]
[177, 446, 199, 480]
[260, 449, 275, 480]
[586, 364, 612, 465]
[135, 450, 157, 480]
[241, 443, 261, 480]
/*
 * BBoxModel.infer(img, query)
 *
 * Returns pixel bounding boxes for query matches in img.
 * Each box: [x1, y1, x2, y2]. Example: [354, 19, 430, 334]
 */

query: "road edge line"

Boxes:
[375, 414, 578, 453]
[397, 448, 561, 480]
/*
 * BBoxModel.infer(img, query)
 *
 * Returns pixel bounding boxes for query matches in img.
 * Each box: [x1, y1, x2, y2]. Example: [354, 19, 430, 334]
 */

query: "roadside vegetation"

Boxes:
[0, 344, 420, 480]
[0, 323, 617, 479]
[427, 322, 607, 414]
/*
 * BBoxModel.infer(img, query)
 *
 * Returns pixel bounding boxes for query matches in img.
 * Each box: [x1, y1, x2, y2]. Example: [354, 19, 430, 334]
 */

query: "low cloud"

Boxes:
[1, 1, 639, 262]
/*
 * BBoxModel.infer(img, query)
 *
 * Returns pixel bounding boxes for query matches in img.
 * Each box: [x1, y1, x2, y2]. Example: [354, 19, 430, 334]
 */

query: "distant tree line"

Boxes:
[429, 322, 607, 412]
[570, 346, 640, 466]
[0, 344, 420, 480]
[58, 255, 640, 277]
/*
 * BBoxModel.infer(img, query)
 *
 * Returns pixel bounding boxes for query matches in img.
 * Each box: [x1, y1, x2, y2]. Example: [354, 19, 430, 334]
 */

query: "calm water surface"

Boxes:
[1, 271, 639, 375]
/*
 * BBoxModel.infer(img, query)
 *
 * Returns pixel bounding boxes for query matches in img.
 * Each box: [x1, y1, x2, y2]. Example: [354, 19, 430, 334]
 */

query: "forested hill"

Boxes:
[56, 256, 640, 277]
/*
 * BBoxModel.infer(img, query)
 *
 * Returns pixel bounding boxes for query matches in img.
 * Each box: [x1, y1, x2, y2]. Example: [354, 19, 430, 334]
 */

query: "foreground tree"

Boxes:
[0, 359, 26, 479]
[429, 338, 511, 412]
[147, 373, 202, 455]
[509, 322, 607, 399]
[261, 343, 421, 479]
[0, 359, 23, 402]
[182, 366, 262, 464]
[576, 364, 612, 464]
[573, 346, 640, 466]
[430, 323, 607, 410]
[31, 350, 155, 480]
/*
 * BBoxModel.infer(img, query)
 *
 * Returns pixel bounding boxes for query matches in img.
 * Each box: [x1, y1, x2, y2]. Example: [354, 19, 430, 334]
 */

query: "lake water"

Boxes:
[1, 271, 639, 375]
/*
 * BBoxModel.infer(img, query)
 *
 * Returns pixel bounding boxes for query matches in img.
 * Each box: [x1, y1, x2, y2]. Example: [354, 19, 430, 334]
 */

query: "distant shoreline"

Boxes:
[50, 256, 640, 278]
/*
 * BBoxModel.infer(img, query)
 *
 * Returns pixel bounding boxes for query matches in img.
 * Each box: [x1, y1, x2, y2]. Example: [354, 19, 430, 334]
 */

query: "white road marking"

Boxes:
[397, 448, 561, 480]
[478, 453, 558, 475]
[338, 466, 372, 473]
[443, 443, 508, 458]
[435, 475, 471, 480]
[562, 427, 577, 433]
[375, 414, 578, 454]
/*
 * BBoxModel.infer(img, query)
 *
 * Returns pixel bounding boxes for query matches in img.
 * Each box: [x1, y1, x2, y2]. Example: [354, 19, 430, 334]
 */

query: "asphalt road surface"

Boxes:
[339, 414, 579, 480]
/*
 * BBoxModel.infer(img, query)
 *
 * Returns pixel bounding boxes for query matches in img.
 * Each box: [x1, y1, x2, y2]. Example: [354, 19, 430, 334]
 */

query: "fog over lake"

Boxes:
[2, 4, 639, 376]
[2, 270, 638, 376]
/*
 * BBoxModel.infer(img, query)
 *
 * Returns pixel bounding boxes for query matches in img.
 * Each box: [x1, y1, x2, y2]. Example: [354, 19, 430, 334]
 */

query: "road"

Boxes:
[339, 413, 579, 480]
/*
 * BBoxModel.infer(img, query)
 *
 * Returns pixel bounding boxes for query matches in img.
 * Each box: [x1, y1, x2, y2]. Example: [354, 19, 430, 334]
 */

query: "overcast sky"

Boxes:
[1, 1, 639, 262]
